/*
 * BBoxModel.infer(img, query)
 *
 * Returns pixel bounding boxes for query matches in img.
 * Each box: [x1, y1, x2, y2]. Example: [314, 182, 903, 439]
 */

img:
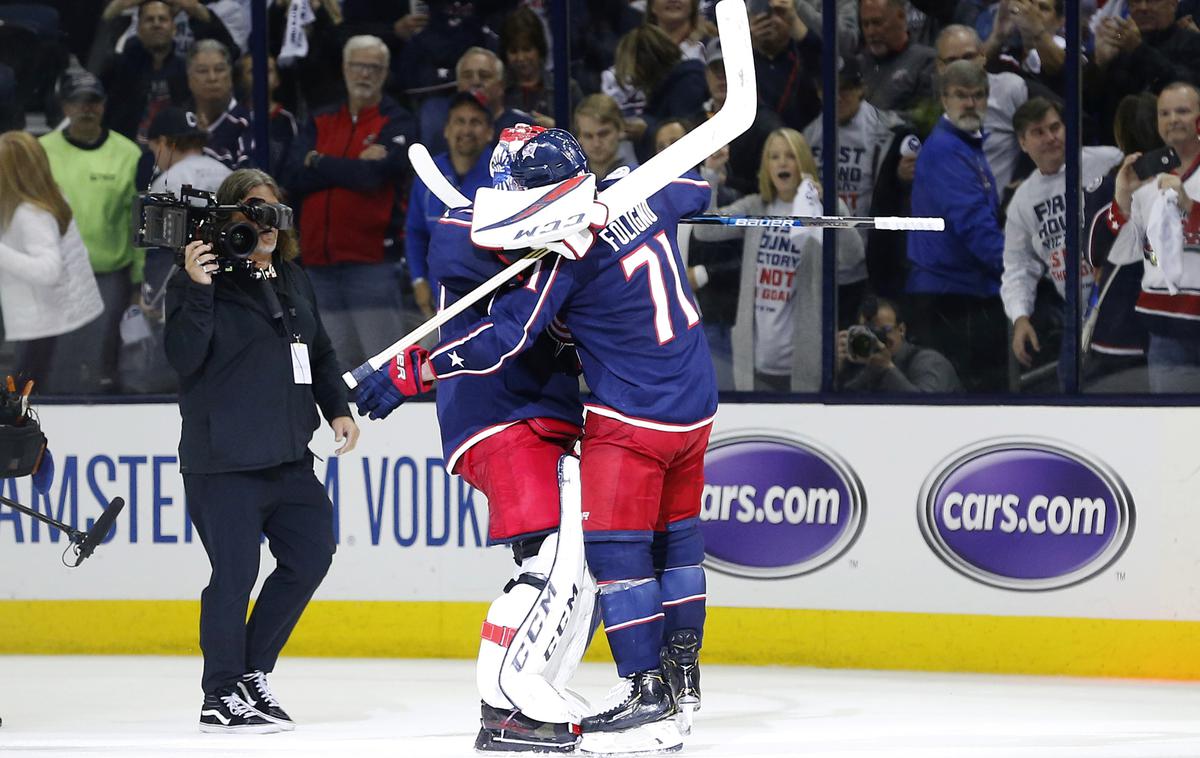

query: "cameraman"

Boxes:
[837, 296, 962, 393]
[164, 169, 358, 733]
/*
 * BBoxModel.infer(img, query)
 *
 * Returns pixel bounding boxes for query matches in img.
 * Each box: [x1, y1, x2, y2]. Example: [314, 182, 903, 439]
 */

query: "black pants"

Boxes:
[184, 457, 335, 695]
[906, 293, 1008, 393]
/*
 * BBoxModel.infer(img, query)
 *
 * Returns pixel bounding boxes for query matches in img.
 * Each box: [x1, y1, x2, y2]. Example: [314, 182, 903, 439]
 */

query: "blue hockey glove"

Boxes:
[354, 345, 433, 420]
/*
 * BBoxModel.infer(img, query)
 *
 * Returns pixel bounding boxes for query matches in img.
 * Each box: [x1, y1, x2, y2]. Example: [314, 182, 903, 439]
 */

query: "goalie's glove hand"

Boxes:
[354, 345, 434, 420]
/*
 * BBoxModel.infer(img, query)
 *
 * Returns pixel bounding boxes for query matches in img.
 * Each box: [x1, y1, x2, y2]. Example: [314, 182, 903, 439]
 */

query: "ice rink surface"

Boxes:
[1, 657, 1198, 757]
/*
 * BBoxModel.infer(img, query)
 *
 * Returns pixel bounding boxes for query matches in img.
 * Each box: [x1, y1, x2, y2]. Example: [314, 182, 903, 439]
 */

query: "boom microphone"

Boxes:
[76, 497, 125, 565]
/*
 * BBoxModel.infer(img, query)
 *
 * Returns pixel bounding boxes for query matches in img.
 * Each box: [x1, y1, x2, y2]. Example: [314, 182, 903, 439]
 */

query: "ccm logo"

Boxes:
[514, 213, 587, 240]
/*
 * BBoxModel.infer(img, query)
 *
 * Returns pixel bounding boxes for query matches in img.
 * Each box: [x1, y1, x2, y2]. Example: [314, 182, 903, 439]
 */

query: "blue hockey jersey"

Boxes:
[429, 208, 584, 469]
[429, 172, 717, 431]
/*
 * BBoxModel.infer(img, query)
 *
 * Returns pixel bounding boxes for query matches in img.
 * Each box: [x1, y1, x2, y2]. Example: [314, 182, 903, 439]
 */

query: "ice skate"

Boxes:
[474, 701, 580, 753]
[578, 670, 682, 755]
[661, 629, 701, 734]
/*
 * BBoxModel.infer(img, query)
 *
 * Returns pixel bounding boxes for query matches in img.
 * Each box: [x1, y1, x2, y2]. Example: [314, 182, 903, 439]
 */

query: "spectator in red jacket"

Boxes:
[284, 34, 418, 372]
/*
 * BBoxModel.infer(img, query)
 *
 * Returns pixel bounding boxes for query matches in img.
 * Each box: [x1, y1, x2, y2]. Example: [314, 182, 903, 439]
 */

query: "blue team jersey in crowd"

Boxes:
[429, 171, 717, 431]
[428, 208, 584, 469]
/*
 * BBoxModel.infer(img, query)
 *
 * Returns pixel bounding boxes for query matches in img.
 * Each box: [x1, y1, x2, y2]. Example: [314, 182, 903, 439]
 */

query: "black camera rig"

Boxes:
[132, 184, 294, 274]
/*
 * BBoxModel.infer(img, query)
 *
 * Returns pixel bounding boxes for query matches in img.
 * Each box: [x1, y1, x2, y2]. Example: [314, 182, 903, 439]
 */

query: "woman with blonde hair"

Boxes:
[0, 131, 103, 391]
[691, 127, 866, 392]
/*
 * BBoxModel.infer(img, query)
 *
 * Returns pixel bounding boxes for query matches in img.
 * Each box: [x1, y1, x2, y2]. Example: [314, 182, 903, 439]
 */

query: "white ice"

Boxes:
[1, 657, 1198, 757]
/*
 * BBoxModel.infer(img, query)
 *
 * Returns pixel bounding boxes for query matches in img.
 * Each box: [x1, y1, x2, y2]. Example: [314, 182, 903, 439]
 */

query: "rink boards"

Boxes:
[1, 402, 1198, 679]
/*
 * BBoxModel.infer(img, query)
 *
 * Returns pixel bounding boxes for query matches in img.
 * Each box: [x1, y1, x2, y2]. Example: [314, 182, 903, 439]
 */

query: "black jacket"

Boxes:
[165, 260, 350, 474]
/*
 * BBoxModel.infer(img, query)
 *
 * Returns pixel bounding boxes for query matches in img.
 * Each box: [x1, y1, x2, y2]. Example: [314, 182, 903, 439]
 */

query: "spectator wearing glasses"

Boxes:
[906, 60, 1008, 393]
[935, 24, 1031, 194]
[284, 34, 418, 374]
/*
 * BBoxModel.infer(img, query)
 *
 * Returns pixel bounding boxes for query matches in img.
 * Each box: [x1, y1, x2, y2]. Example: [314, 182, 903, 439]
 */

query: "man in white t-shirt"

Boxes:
[1001, 96, 1122, 374]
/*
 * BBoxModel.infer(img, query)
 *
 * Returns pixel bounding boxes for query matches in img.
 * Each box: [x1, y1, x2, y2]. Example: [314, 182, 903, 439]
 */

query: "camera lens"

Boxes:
[221, 222, 259, 259]
[847, 326, 876, 359]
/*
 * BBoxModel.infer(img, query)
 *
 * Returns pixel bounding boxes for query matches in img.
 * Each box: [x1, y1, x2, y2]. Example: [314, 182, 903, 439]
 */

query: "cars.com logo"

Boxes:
[917, 438, 1135, 591]
[700, 433, 865, 579]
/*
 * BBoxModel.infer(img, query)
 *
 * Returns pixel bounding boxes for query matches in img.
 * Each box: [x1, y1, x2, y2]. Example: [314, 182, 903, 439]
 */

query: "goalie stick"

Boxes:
[683, 213, 946, 231]
[409, 142, 471, 209]
[342, 0, 757, 388]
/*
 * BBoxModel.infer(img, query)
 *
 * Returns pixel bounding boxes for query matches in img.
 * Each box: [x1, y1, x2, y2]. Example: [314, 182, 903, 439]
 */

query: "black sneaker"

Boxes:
[238, 670, 295, 730]
[474, 701, 580, 753]
[580, 669, 675, 734]
[661, 629, 701, 734]
[199, 689, 280, 733]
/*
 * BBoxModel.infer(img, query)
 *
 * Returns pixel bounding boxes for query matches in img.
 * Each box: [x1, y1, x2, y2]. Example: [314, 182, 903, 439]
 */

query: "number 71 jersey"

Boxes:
[429, 170, 718, 430]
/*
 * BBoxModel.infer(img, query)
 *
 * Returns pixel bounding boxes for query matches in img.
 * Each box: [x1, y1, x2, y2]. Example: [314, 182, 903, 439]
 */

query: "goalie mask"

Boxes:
[490, 125, 589, 192]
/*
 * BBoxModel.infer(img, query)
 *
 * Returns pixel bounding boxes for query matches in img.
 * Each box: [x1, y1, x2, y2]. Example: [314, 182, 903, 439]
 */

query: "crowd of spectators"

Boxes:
[0, 0, 1198, 397]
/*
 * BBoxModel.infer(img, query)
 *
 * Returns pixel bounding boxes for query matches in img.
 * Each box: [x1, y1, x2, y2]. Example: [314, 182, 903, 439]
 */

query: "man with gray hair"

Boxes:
[185, 38, 250, 169]
[906, 59, 1009, 393]
[418, 46, 532, 155]
[936, 24, 1030, 192]
[858, 0, 937, 115]
[285, 34, 419, 373]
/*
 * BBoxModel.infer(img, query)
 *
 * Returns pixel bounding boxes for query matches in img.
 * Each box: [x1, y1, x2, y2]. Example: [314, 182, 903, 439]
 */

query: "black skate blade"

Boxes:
[475, 726, 579, 753]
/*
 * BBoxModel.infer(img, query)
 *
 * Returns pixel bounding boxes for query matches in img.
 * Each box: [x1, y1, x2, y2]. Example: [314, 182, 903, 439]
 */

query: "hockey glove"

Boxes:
[543, 201, 608, 260]
[354, 345, 434, 420]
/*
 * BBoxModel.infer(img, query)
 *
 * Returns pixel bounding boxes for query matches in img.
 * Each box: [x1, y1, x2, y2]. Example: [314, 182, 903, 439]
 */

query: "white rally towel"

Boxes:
[1147, 187, 1185, 294]
[788, 177, 823, 251]
[278, 0, 317, 67]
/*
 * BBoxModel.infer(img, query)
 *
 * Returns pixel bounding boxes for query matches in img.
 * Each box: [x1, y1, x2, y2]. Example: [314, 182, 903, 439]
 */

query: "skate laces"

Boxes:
[595, 677, 636, 716]
[221, 693, 257, 717]
[245, 670, 282, 708]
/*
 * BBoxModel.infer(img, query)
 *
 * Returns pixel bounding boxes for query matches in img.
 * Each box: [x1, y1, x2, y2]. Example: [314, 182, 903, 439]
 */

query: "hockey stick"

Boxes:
[342, 0, 756, 388]
[683, 213, 946, 231]
[408, 142, 471, 209]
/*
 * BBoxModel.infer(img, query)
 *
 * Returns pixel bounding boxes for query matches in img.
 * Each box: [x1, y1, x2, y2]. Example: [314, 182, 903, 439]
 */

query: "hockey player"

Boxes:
[358, 126, 590, 753]
[357, 127, 715, 751]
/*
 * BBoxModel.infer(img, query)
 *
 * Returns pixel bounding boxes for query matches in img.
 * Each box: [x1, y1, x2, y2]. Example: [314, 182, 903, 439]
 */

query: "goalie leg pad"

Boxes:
[477, 455, 597, 725]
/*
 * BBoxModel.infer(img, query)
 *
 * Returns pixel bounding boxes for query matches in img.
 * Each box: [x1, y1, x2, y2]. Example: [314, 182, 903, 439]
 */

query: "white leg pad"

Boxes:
[476, 455, 597, 724]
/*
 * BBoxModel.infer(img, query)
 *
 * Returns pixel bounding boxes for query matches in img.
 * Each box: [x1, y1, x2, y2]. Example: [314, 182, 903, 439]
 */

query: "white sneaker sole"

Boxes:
[198, 721, 282, 734]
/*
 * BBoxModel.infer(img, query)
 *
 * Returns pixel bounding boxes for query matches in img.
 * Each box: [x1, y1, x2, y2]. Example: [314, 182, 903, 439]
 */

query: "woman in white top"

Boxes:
[691, 127, 866, 392]
[0, 131, 103, 391]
